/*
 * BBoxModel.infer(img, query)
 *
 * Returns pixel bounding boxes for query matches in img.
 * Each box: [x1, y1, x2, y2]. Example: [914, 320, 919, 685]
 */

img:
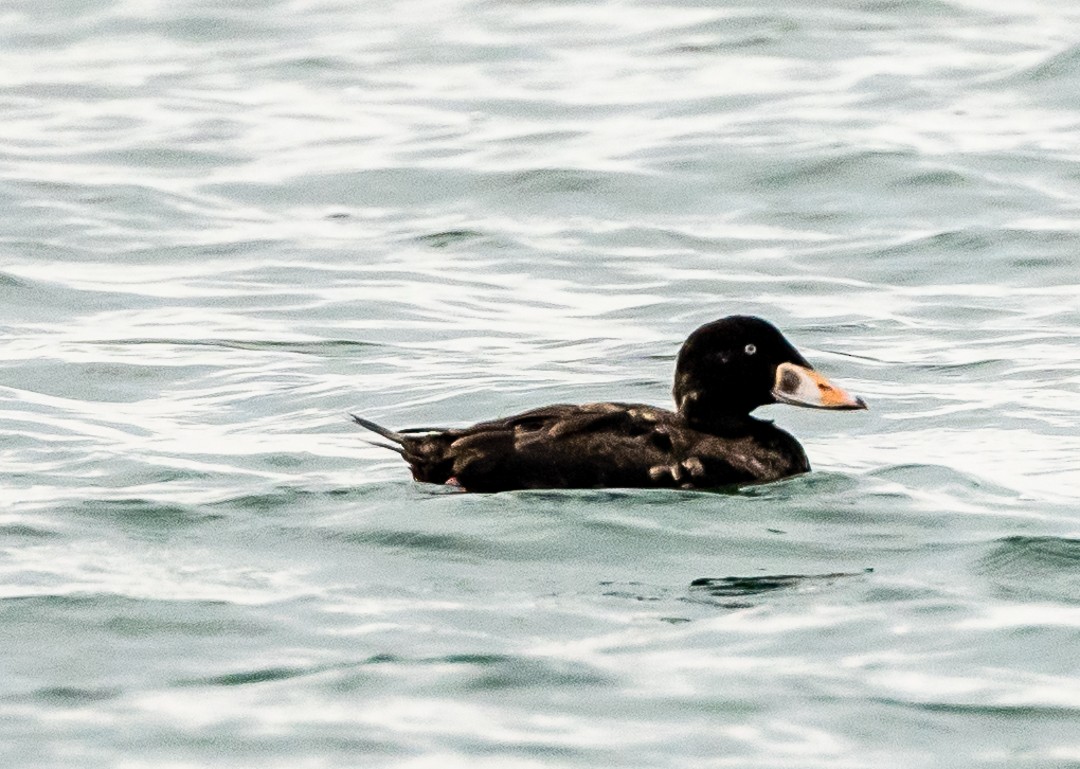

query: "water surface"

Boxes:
[2, 1, 1080, 767]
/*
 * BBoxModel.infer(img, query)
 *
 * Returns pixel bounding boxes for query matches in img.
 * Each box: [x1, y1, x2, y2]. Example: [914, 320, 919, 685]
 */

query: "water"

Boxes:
[2, 0, 1080, 766]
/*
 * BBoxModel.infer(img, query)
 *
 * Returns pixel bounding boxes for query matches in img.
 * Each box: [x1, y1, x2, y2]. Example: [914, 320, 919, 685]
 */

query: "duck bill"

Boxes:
[772, 362, 867, 410]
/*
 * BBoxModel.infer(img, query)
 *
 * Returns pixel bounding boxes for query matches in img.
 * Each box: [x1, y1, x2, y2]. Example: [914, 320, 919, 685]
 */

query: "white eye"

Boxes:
[744, 343, 757, 356]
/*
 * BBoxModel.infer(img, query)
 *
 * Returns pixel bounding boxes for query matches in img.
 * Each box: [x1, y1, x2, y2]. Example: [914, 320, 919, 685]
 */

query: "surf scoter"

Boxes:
[352, 315, 866, 492]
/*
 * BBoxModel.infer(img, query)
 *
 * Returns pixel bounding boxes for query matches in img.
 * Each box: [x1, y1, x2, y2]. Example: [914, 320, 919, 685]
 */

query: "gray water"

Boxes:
[2, 1, 1080, 767]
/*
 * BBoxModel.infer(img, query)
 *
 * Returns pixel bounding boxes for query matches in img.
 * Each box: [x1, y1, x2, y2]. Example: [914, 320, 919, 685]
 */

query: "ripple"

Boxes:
[339, 528, 509, 559]
[976, 536, 1080, 604]
[1021, 42, 1080, 83]
[66, 498, 223, 532]
[0, 523, 61, 539]
[181, 666, 315, 687]
[104, 338, 387, 356]
[688, 570, 873, 600]
[30, 686, 122, 705]
[413, 229, 488, 248]
[876, 697, 1080, 719]
[868, 463, 1006, 492]
[0, 270, 29, 288]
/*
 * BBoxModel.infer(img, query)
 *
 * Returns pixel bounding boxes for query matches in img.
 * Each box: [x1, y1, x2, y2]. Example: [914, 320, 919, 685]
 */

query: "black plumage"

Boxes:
[353, 316, 866, 492]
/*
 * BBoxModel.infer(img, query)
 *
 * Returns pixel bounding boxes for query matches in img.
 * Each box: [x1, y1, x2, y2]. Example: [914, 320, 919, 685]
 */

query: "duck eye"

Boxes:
[744, 343, 757, 356]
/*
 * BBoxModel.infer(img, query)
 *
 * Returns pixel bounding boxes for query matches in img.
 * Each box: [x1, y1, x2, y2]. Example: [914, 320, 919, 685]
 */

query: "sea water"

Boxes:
[2, 1, 1079, 767]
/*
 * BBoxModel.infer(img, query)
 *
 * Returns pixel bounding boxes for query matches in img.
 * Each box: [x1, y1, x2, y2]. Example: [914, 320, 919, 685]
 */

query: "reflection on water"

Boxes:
[689, 569, 873, 601]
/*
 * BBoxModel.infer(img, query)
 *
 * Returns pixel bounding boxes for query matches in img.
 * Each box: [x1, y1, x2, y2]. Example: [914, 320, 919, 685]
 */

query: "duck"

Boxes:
[351, 315, 866, 492]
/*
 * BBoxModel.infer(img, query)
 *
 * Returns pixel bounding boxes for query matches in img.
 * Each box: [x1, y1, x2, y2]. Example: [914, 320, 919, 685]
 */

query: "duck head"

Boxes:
[673, 316, 866, 430]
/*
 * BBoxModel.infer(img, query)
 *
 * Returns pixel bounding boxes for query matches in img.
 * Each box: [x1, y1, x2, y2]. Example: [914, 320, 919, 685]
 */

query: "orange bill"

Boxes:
[772, 362, 867, 410]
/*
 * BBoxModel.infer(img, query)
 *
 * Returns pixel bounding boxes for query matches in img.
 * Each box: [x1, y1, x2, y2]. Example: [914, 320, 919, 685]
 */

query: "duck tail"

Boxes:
[349, 413, 407, 455]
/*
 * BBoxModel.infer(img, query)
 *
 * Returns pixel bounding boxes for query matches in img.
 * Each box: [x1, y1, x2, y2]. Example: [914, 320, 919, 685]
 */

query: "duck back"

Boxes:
[389, 403, 809, 492]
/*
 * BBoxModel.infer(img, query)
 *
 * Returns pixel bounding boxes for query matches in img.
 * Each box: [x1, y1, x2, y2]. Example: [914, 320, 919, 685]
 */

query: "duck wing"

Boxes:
[354, 404, 809, 492]
[400, 402, 744, 492]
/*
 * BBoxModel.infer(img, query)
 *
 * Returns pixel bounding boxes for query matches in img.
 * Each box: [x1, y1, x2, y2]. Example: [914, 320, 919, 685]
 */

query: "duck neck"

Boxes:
[677, 390, 759, 436]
